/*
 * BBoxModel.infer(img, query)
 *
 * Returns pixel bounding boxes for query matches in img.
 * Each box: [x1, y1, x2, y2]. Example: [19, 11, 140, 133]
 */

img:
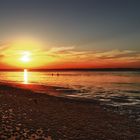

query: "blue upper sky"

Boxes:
[0, 0, 140, 51]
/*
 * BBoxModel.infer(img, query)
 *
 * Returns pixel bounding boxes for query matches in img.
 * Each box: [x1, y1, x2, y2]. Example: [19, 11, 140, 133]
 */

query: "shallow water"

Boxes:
[0, 70, 140, 107]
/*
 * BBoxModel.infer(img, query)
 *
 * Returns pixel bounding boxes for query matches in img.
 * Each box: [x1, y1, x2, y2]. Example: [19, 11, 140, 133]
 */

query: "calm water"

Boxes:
[0, 70, 140, 106]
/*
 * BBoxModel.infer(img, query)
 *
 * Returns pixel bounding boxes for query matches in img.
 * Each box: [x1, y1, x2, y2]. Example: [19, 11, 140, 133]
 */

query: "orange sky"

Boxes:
[0, 39, 140, 69]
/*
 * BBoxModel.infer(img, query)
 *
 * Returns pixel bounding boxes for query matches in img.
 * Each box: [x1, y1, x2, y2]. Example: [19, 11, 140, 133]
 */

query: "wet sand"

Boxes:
[0, 83, 140, 140]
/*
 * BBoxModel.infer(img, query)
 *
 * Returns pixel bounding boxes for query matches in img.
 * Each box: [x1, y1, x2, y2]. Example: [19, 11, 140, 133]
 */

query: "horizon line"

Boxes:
[0, 68, 140, 71]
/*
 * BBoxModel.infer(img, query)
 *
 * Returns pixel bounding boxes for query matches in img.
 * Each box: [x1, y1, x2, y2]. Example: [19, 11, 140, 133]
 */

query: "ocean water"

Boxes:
[0, 70, 140, 107]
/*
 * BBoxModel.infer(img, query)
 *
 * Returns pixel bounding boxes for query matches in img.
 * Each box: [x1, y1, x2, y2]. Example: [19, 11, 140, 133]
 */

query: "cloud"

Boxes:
[0, 41, 11, 51]
[1, 40, 140, 61]
[48, 46, 75, 54]
[0, 39, 140, 68]
[94, 50, 140, 60]
[0, 54, 5, 58]
[0, 42, 10, 61]
[45, 47, 140, 61]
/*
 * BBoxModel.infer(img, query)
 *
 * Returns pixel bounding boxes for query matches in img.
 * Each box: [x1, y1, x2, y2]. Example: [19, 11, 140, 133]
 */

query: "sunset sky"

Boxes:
[0, 0, 140, 69]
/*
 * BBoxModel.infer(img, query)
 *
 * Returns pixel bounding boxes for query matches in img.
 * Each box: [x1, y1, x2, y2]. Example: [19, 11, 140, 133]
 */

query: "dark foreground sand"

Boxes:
[0, 83, 140, 140]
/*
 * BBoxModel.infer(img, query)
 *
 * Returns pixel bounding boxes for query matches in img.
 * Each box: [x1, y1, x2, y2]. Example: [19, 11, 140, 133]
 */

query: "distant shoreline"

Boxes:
[0, 68, 140, 72]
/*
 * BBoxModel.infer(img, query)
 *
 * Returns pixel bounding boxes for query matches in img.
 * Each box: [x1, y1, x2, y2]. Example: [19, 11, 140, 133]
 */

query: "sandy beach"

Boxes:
[0, 83, 140, 140]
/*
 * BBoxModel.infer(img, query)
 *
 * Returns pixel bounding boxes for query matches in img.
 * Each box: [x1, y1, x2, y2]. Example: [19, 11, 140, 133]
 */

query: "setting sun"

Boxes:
[1, 39, 51, 69]
[21, 55, 30, 62]
[20, 51, 31, 62]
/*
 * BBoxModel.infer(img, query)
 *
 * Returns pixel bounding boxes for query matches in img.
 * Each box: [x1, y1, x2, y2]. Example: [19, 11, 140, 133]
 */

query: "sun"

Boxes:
[21, 55, 30, 62]
[20, 51, 31, 62]
[3, 39, 55, 68]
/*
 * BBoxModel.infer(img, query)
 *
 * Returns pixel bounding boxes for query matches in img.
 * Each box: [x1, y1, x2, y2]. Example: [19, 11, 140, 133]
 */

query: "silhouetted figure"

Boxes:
[57, 73, 59, 76]
[52, 73, 54, 76]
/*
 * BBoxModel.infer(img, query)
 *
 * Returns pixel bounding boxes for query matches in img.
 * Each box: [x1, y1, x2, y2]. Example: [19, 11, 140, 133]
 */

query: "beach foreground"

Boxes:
[0, 83, 139, 140]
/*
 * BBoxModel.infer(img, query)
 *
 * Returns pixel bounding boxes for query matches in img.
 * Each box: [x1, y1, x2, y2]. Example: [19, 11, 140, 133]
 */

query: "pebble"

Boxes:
[0, 108, 51, 140]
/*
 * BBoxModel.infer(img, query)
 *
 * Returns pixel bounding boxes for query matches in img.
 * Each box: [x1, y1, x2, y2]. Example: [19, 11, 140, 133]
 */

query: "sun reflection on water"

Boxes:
[23, 69, 28, 84]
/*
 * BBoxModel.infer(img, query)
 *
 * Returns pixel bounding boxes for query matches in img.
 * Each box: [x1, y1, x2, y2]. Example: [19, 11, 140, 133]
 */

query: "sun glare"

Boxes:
[2, 39, 55, 68]
[21, 55, 30, 62]
[20, 51, 31, 62]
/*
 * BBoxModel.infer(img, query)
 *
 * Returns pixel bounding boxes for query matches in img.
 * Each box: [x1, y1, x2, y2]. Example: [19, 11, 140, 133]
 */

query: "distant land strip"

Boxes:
[0, 68, 140, 72]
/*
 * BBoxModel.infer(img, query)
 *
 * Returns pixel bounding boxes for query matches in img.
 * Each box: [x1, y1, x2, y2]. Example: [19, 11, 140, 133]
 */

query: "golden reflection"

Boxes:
[23, 69, 28, 84]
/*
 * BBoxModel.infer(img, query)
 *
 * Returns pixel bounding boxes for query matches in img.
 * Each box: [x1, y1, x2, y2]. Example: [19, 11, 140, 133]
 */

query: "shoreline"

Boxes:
[2, 82, 140, 122]
[0, 82, 140, 140]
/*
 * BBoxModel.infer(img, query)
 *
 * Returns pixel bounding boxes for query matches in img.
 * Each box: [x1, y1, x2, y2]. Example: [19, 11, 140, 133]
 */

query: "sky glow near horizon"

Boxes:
[0, 0, 140, 69]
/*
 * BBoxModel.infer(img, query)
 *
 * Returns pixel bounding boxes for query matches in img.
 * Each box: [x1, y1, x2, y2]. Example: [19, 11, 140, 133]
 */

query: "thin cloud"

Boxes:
[48, 46, 75, 54]
[0, 40, 140, 68]
[0, 41, 11, 51]
[45, 48, 140, 61]
[94, 50, 140, 60]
